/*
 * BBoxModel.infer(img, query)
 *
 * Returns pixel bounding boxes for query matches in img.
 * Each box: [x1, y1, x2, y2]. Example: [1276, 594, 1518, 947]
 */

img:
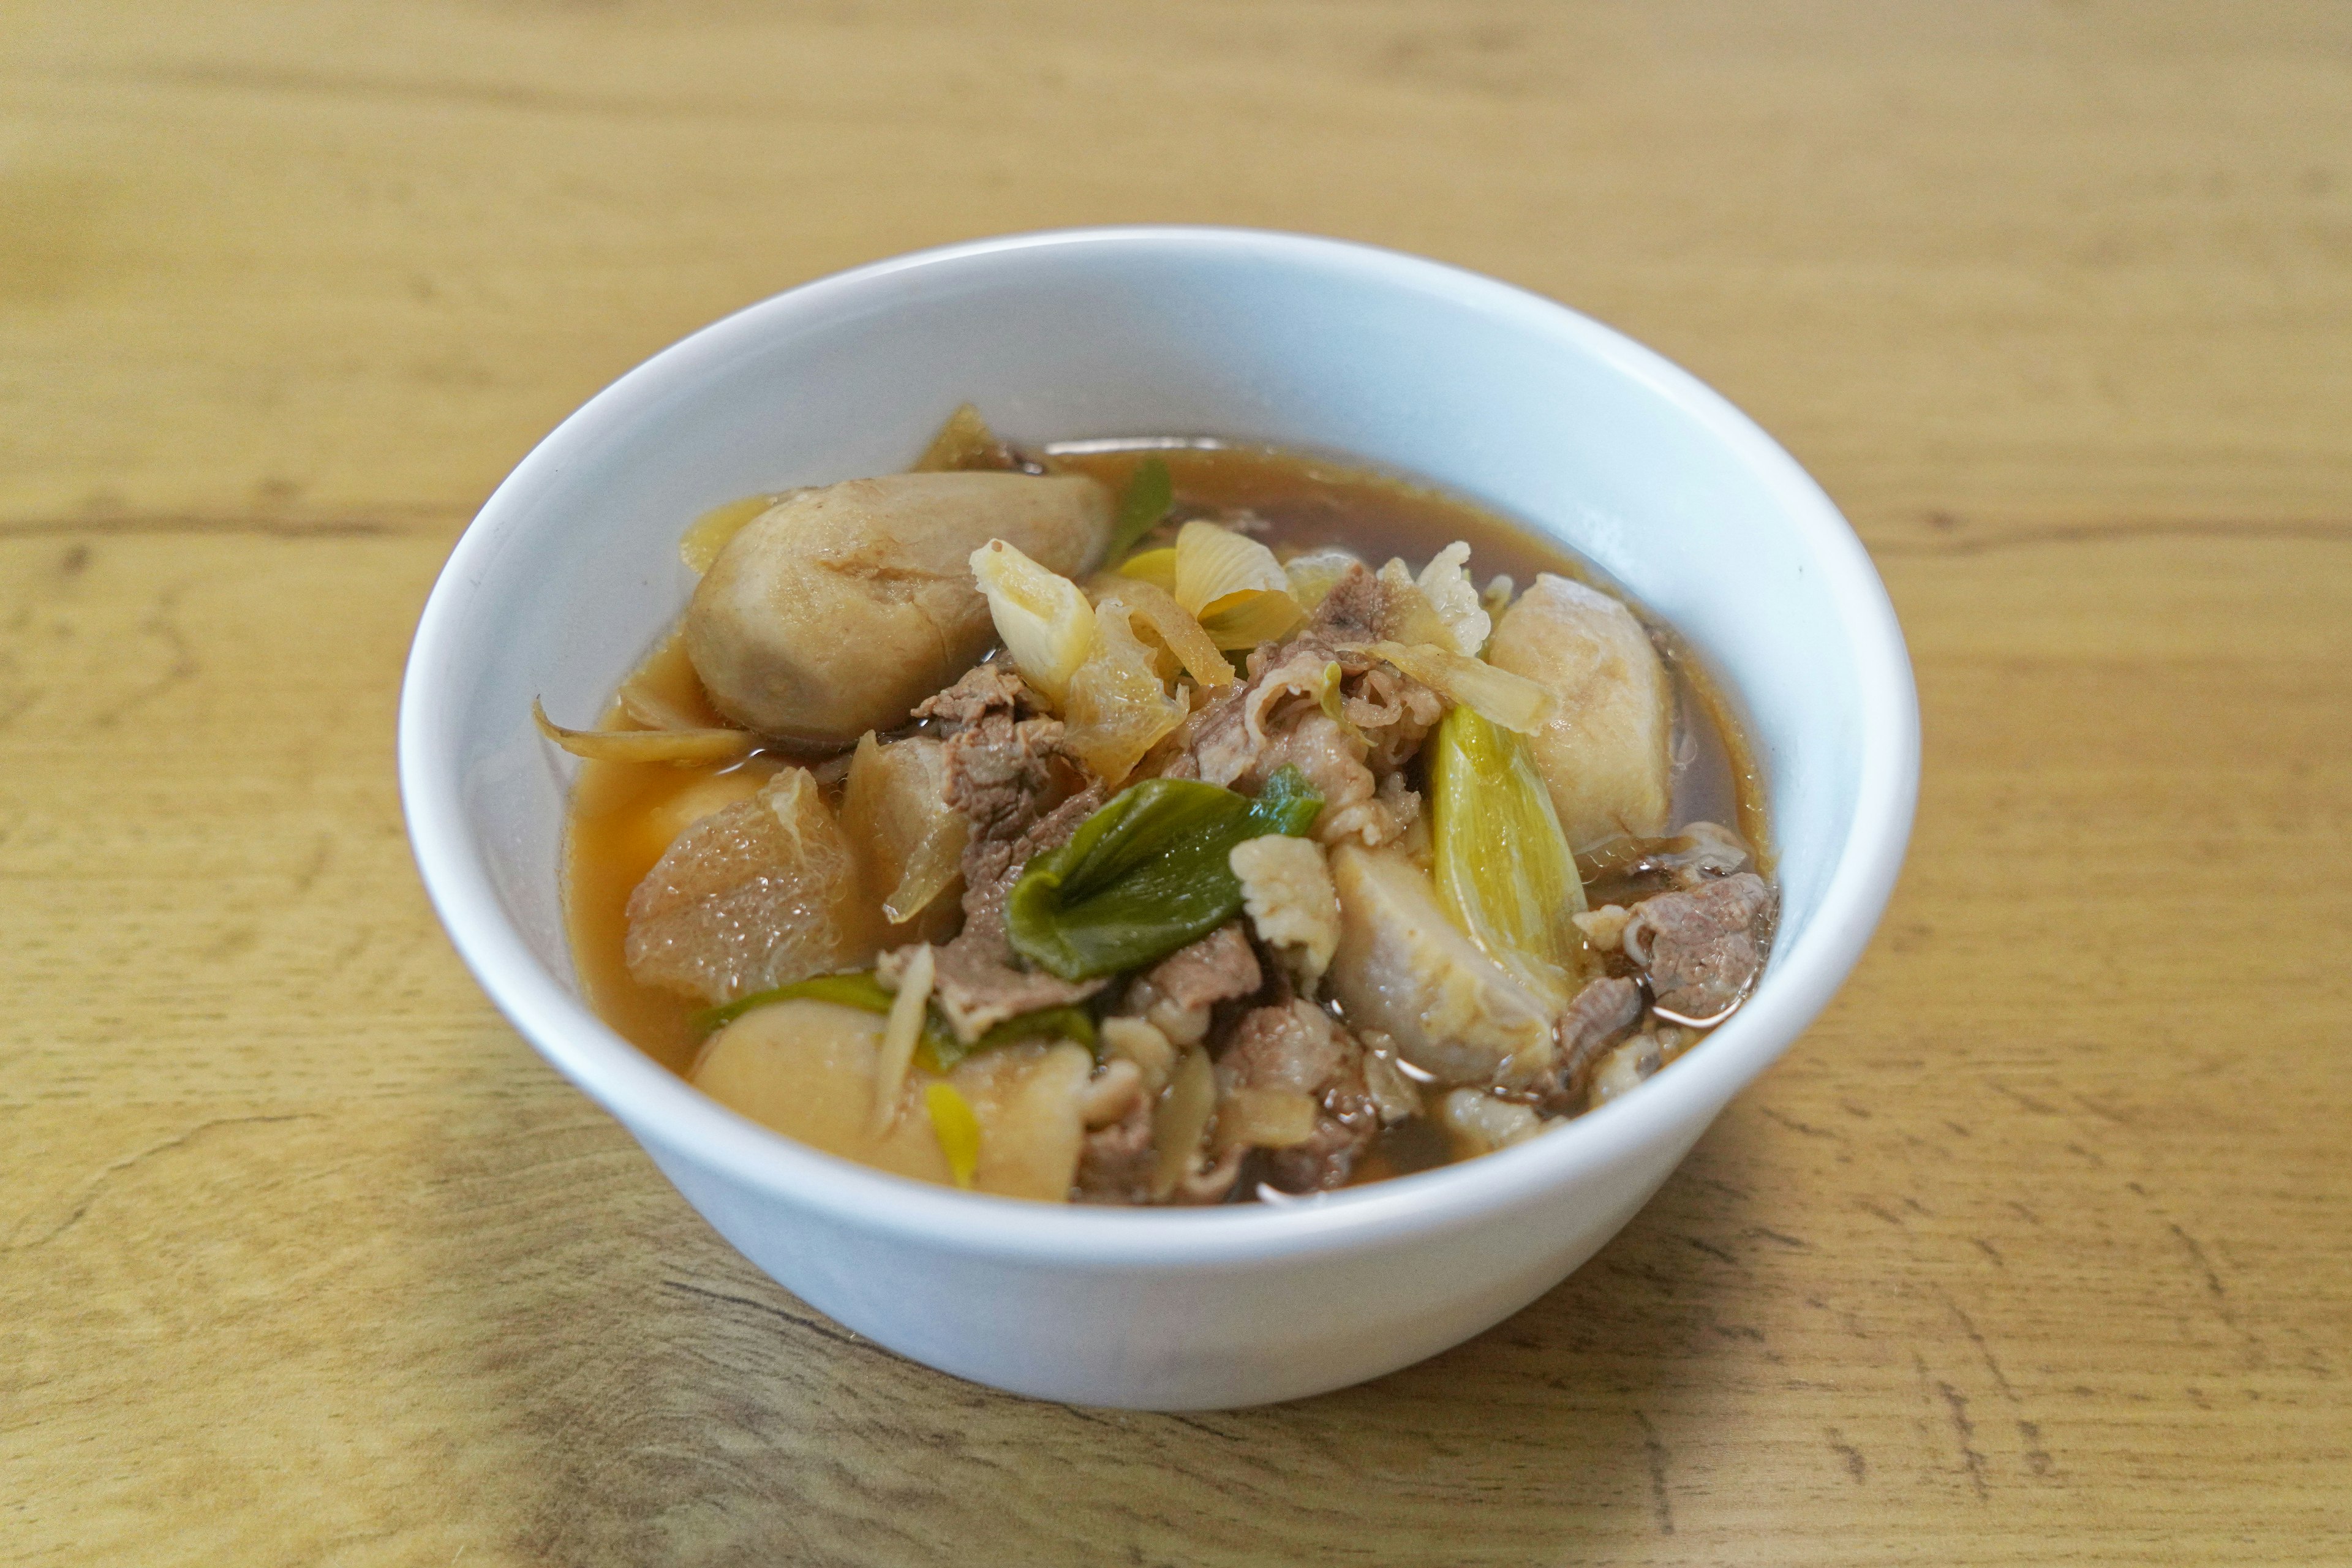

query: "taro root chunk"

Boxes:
[686, 472, 1112, 746]
[1323, 845, 1556, 1088]
[1485, 573, 1675, 852]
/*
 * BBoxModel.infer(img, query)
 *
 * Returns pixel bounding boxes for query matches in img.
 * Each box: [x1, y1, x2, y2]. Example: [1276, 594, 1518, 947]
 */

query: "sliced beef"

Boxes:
[1168, 567, 1432, 849]
[1216, 999, 1378, 1193]
[1535, 974, 1645, 1115]
[1623, 871, 1774, 1020]
[895, 783, 1109, 1041]
[1073, 1096, 1155, 1205]
[914, 661, 1041, 729]
[1147, 922, 1263, 1012]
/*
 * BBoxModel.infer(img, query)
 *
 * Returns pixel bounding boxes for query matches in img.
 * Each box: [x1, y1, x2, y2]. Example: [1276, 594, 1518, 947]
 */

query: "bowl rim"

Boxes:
[399, 224, 1918, 1268]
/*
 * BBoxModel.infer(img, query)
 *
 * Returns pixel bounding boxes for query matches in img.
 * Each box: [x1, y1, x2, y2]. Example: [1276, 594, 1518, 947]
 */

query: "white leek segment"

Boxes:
[1174, 520, 1304, 649]
[970, 537, 1096, 706]
[1426, 702, 1589, 1008]
[870, 943, 936, 1134]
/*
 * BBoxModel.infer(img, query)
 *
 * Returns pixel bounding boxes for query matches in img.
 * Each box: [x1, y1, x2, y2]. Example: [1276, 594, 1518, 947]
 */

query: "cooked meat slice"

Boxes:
[895, 785, 1108, 1041]
[1298, 561, 1391, 646]
[1166, 563, 1430, 849]
[1147, 922, 1264, 1013]
[941, 714, 1070, 872]
[1220, 998, 1346, 1093]
[1073, 1095, 1156, 1205]
[1622, 872, 1774, 1020]
[1536, 974, 1644, 1114]
[1216, 1000, 1378, 1193]
[914, 660, 1043, 729]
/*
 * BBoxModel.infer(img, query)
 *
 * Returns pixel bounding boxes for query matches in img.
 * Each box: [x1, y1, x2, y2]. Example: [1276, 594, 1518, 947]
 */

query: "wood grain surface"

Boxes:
[5, 2, 2348, 1562]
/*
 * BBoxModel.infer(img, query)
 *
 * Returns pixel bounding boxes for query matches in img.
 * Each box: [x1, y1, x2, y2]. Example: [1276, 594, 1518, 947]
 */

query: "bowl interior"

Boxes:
[404, 228, 1912, 1227]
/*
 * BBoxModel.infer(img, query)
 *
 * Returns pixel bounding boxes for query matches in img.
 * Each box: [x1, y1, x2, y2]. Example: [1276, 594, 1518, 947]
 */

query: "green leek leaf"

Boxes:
[692, 970, 901, 1033]
[1104, 456, 1174, 562]
[699, 970, 1094, 1074]
[1005, 766, 1322, 980]
[918, 1005, 1099, 1074]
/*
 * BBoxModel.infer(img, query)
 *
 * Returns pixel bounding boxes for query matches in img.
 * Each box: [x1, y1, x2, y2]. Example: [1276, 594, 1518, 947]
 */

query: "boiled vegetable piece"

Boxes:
[839, 733, 967, 930]
[1006, 767, 1323, 981]
[1427, 703, 1591, 1008]
[532, 700, 756, 766]
[695, 967, 1093, 1075]
[690, 1000, 1090, 1199]
[1324, 845, 1558, 1087]
[1061, 597, 1188, 784]
[625, 769, 881, 1005]
[971, 537, 1097, 706]
[1102, 456, 1174, 561]
[686, 472, 1112, 745]
[925, 1081, 982, 1187]
[1484, 573, 1674, 851]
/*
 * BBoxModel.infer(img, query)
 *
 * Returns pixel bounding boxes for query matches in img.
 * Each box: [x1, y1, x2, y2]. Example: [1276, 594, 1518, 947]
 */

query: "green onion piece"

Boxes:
[1005, 766, 1323, 981]
[1427, 703, 1590, 1006]
[918, 1004, 1099, 1074]
[692, 970, 900, 1033]
[1104, 456, 1174, 562]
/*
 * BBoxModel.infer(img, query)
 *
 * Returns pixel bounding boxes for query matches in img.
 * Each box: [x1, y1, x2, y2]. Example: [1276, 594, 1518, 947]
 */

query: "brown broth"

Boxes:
[563, 440, 1770, 1090]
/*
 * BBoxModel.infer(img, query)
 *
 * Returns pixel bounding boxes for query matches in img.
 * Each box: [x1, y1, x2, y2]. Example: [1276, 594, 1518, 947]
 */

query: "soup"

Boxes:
[550, 409, 1773, 1204]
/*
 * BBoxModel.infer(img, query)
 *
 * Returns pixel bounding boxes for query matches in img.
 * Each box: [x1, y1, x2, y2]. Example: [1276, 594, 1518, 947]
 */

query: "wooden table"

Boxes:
[7, 3, 2348, 1561]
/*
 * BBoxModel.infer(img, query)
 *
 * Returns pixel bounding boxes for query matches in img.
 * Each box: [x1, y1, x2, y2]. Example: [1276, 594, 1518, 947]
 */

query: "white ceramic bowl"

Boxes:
[400, 227, 1917, 1410]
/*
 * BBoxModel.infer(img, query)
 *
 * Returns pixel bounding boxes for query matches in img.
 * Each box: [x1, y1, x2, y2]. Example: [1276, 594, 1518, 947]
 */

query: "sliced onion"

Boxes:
[971, 537, 1096, 706]
[1061, 599, 1189, 785]
[1115, 546, 1178, 593]
[1198, 589, 1304, 650]
[616, 624, 731, 730]
[1351, 641, 1553, 734]
[840, 732, 968, 926]
[531, 699, 756, 764]
[1095, 578, 1234, 687]
[1174, 521, 1285, 603]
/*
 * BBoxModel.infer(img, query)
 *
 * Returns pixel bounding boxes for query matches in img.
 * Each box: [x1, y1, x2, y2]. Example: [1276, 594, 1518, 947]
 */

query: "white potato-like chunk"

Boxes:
[686, 472, 1113, 745]
[1324, 845, 1556, 1087]
[691, 1000, 1093, 1200]
[1485, 573, 1674, 852]
[624, 768, 880, 1004]
[1436, 1088, 1545, 1158]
